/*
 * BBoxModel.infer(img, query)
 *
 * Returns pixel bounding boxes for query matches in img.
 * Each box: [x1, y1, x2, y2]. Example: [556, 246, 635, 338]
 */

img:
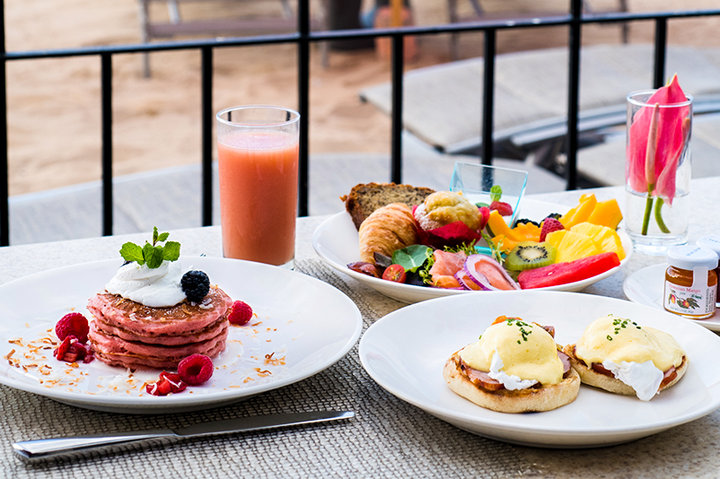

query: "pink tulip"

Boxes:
[626, 75, 691, 205]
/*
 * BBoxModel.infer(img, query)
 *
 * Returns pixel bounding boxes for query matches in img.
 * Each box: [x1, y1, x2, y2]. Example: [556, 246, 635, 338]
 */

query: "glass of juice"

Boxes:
[216, 106, 300, 268]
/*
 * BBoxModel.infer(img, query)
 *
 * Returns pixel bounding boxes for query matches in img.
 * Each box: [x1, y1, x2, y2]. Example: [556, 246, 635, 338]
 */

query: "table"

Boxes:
[1, 178, 719, 478]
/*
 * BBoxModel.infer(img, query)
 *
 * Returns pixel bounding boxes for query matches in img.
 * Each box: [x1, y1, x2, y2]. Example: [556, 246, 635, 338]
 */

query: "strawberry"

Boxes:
[489, 201, 513, 216]
[540, 218, 564, 242]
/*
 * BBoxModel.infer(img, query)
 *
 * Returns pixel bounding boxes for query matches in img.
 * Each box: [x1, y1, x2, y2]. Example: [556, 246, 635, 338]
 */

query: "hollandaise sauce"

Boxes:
[664, 245, 718, 319]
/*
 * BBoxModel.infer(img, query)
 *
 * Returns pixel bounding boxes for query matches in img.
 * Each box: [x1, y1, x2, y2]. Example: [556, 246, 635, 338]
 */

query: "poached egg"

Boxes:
[574, 314, 685, 400]
[459, 318, 564, 389]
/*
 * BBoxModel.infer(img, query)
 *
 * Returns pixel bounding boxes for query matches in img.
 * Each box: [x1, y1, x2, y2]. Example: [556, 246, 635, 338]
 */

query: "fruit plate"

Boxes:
[0, 257, 362, 414]
[312, 199, 632, 303]
[624, 263, 720, 332]
[359, 291, 720, 448]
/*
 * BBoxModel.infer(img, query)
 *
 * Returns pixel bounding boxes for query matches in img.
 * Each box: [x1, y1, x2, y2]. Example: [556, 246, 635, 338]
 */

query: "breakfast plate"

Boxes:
[359, 291, 720, 447]
[313, 198, 632, 303]
[624, 263, 720, 332]
[0, 257, 362, 414]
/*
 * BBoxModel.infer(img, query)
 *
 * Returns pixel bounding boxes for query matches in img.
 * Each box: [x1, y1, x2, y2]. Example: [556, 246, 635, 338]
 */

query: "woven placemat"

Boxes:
[1, 259, 538, 478]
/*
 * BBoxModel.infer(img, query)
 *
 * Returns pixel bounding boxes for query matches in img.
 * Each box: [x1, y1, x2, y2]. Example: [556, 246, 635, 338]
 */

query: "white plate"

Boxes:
[359, 291, 720, 447]
[313, 199, 632, 303]
[0, 257, 362, 414]
[624, 263, 720, 332]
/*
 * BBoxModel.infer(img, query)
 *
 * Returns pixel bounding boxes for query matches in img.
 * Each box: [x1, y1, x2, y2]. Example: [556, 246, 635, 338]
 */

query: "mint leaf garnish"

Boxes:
[490, 185, 503, 202]
[120, 242, 144, 264]
[163, 241, 181, 261]
[118, 227, 180, 268]
[144, 244, 164, 269]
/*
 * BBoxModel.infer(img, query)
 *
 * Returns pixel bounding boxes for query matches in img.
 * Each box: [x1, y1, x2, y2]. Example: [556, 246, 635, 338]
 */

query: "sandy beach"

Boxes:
[4, 0, 720, 196]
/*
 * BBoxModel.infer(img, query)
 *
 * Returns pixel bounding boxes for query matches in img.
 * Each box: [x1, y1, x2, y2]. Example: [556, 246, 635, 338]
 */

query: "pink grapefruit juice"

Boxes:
[218, 130, 299, 265]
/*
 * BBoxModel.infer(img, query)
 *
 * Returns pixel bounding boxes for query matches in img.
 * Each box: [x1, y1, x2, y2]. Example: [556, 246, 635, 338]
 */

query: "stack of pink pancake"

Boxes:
[87, 286, 233, 370]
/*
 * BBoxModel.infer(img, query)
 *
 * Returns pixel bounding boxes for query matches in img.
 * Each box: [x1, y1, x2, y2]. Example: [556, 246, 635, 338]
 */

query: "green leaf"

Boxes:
[475, 202, 489, 208]
[119, 242, 144, 264]
[157, 232, 170, 243]
[152, 226, 159, 245]
[144, 244, 165, 269]
[163, 241, 181, 261]
[490, 185, 503, 202]
[392, 245, 433, 273]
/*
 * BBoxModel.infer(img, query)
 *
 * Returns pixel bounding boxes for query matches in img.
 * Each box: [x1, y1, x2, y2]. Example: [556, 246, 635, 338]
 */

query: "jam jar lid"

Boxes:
[667, 244, 719, 270]
[697, 235, 720, 255]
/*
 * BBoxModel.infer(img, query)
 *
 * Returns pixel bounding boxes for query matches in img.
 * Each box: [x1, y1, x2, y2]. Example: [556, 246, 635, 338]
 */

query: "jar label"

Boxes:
[664, 281, 716, 316]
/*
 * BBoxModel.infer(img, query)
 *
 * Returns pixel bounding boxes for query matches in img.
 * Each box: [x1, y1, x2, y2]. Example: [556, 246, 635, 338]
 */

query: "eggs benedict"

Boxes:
[443, 316, 580, 413]
[562, 314, 687, 401]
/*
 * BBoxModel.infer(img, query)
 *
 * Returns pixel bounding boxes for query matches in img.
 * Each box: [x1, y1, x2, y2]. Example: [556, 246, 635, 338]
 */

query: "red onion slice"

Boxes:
[463, 254, 520, 291]
[454, 269, 486, 291]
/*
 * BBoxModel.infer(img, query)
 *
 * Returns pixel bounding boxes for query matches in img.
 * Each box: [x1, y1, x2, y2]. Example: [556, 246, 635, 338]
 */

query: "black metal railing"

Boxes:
[1, 1, 720, 246]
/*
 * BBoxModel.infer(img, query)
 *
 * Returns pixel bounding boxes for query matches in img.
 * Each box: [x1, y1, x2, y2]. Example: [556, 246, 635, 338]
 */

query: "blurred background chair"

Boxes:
[137, 0, 324, 76]
[446, 0, 629, 59]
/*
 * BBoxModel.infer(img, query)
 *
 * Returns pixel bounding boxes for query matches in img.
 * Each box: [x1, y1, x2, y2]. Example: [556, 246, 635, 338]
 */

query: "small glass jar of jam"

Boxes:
[664, 245, 718, 319]
[697, 235, 720, 305]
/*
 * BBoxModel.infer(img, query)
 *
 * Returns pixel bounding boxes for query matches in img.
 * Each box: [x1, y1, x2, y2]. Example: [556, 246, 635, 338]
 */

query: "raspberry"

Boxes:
[177, 354, 214, 385]
[228, 300, 253, 326]
[181, 270, 211, 303]
[489, 201, 513, 216]
[159, 371, 187, 393]
[540, 218, 565, 242]
[146, 372, 187, 396]
[55, 312, 90, 343]
[54, 336, 91, 363]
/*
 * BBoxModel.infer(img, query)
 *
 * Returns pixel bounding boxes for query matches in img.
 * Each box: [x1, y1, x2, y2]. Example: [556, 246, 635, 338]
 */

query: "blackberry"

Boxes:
[545, 213, 562, 220]
[181, 270, 210, 302]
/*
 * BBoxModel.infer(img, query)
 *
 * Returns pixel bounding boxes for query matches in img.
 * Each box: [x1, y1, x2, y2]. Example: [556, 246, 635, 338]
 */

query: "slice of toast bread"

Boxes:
[341, 182, 435, 229]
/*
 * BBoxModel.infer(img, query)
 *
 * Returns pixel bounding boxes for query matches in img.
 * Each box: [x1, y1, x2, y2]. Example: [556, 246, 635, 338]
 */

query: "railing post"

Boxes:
[565, 0, 582, 190]
[201, 46, 213, 226]
[390, 34, 404, 183]
[0, 0, 8, 246]
[297, 0, 310, 216]
[481, 29, 496, 166]
[653, 18, 668, 88]
[100, 53, 113, 236]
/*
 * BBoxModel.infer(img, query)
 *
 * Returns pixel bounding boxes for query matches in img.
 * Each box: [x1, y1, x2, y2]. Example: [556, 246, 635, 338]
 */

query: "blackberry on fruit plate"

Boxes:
[181, 270, 210, 302]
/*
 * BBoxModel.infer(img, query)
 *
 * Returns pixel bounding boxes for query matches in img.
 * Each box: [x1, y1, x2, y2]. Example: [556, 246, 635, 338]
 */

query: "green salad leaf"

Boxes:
[392, 245, 433, 273]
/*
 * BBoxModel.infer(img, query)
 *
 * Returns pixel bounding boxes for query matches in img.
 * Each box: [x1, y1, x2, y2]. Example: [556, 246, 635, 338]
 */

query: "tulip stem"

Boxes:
[654, 197, 670, 233]
[641, 193, 653, 236]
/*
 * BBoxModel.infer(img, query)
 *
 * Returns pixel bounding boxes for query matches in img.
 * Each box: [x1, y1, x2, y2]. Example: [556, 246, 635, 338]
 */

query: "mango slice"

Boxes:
[586, 199, 623, 229]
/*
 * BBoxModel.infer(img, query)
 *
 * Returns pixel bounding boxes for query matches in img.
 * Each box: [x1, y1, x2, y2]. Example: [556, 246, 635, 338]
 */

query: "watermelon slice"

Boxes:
[517, 252, 621, 289]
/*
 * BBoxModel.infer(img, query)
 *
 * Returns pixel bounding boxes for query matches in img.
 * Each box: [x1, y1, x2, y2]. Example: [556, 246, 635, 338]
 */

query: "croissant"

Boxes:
[358, 203, 418, 264]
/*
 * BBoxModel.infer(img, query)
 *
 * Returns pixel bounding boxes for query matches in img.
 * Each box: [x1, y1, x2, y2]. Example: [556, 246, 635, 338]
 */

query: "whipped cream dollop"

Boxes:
[105, 261, 186, 307]
[488, 352, 538, 391]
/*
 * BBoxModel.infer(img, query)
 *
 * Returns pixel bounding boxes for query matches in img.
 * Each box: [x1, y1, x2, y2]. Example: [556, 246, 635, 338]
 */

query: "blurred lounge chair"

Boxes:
[137, 0, 325, 76]
[445, 1, 629, 59]
[358, 44, 720, 168]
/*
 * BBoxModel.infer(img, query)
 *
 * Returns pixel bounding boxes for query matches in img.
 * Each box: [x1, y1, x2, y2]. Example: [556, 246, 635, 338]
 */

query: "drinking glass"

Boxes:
[450, 161, 528, 226]
[216, 106, 300, 268]
[624, 90, 692, 255]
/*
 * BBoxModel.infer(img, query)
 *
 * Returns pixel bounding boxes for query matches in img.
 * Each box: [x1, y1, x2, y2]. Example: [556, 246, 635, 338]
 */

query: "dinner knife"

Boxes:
[13, 410, 354, 461]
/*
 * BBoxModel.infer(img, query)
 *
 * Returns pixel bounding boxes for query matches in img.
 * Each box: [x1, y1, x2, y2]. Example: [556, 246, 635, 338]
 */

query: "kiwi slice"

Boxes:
[504, 242, 557, 271]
